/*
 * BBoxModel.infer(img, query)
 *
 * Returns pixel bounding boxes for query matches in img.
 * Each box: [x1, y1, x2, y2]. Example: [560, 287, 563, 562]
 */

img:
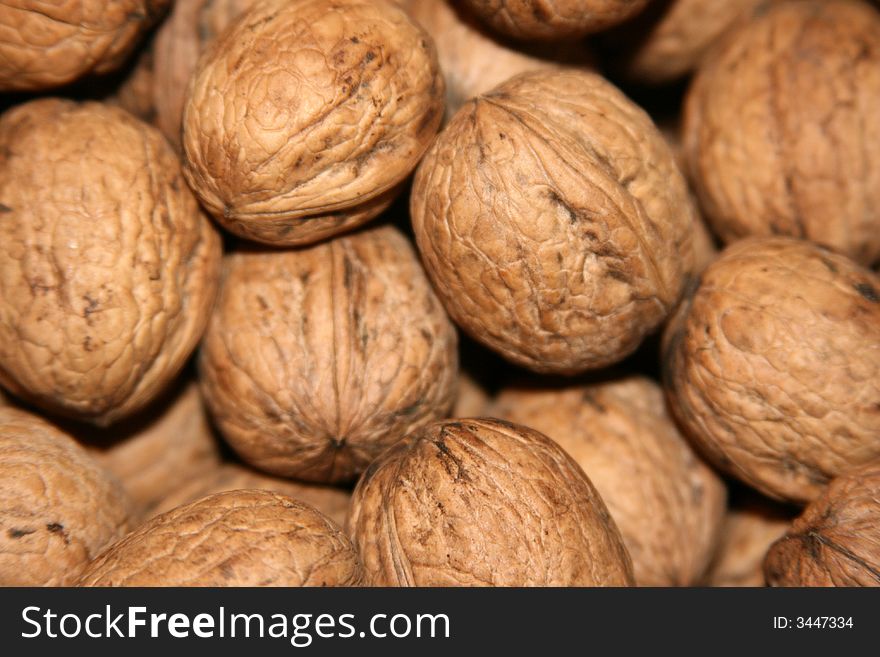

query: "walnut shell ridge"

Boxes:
[764, 462, 880, 586]
[151, 463, 351, 527]
[153, 0, 256, 152]
[664, 237, 880, 503]
[0, 99, 222, 426]
[0, 0, 169, 91]
[182, 0, 444, 246]
[199, 225, 458, 483]
[412, 69, 695, 374]
[461, 0, 650, 40]
[683, 0, 880, 265]
[0, 407, 131, 586]
[493, 376, 726, 586]
[348, 418, 635, 586]
[78, 489, 363, 586]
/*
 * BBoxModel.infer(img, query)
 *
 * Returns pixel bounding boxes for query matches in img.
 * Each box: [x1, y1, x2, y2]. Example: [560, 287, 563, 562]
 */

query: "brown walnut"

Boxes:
[683, 0, 880, 265]
[0, 407, 131, 586]
[182, 0, 444, 246]
[412, 69, 695, 374]
[0, 0, 169, 91]
[78, 489, 363, 586]
[0, 99, 222, 426]
[460, 0, 651, 40]
[493, 376, 726, 586]
[199, 225, 458, 483]
[348, 418, 635, 586]
[664, 237, 880, 503]
[764, 462, 880, 586]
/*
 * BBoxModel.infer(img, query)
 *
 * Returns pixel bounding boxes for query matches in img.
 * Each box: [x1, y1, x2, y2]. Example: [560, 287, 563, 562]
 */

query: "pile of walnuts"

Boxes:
[1, 0, 878, 588]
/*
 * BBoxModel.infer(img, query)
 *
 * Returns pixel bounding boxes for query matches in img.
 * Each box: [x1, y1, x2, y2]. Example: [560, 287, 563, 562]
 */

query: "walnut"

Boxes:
[492, 376, 726, 586]
[86, 381, 222, 520]
[78, 490, 363, 586]
[706, 495, 793, 587]
[106, 41, 157, 124]
[182, 0, 444, 246]
[153, 0, 256, 152]
[0, 407, 131, 586]
[683, 0, 880, 265]
[348, 418, 635, 586]
[664, 237, 880, 503]
[606, 0, 768, 84]
[412, 69, 695, 374]
[150, 463, 351, 527]
[0, 99, 222, 426]
[452, 372, 491, 418]
[404, 0, 593, 116]
[199, 225, 458, 483]
[460, 0, 651, 40]
[764, 462, 880, 586]
[0, 0, 168, 91]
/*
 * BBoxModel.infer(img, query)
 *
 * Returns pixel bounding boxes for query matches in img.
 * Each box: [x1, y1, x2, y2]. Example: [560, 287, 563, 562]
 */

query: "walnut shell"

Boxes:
[348, 418, 635, 586]
[0, 407, 131, 586]
[412, 69, 695, 374]
[664, 237, 880, 503]
[151, 463, 351, 527]
[153, 0, 256, 152]
[78, 489, 363, 586]
[0, 0, 168, 91]
[182, 0, 444, 246]
[764, 462, 880, 586]
[608, 0, 768, 84]
[0, 99, 222, 425]
[492, 376, 726, 586]
[461, 0, 650, 39]
[106, 41, 157, 124]
[452, 372, 491, 418]
[199, 225, 458, 483]
[706, 496, 792, 587]
[404, 0, 593, 116]
[89, 381, 222, 519]
[683, 0, 880, 265]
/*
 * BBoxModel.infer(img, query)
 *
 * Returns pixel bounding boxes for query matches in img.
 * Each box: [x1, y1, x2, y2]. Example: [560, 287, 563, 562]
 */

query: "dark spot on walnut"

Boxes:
[8, 528, 35, 538]
[855, 282, 879, 303]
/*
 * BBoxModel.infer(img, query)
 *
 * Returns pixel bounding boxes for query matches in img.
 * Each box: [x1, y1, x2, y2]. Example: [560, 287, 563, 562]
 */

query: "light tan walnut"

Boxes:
[0, 407, 131, 586]
[461, 0, 650, 40]
[492, 376, 726, 586]
[765, 462, 880, 586]
[412, 69, 695, 374]
[348, 418, 635, 586]
[182, 0, 444, 246]
[683, 0, 880, 265]
[0, 99, 222, 426]
[151, 463, 351, 527]
[199, 225, 458, 483]
[0, 0, 169, 91]
[78, 490, 363, 586]
[664, 237, 880, 503]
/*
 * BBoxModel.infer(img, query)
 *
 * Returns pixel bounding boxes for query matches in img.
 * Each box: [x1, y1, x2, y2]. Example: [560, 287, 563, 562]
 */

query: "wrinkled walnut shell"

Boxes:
[0, 99, 222, 426]
[87, 381, 222, 519]
[706, 495, 792, 587]
[151, 463, 351, 527]
[182, 0, 444, 246]
[0, 0, 168, 91]
[0, 407, 131, 586]
[153, 0, 255, 152]
[664, 237, 880, 503]
[412, 69, 695, 374]
[404, 0, 593, 116]
[78, 489, 363, 586]
[199, 225, 458, 483]
[461, 0, 650, 40]
[683, 0, 880, 265]
[764, 462, 880, 586]
[348, 418, 635, 586]
[607, 0, 768, 84]
[493, 376, 726, 586]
